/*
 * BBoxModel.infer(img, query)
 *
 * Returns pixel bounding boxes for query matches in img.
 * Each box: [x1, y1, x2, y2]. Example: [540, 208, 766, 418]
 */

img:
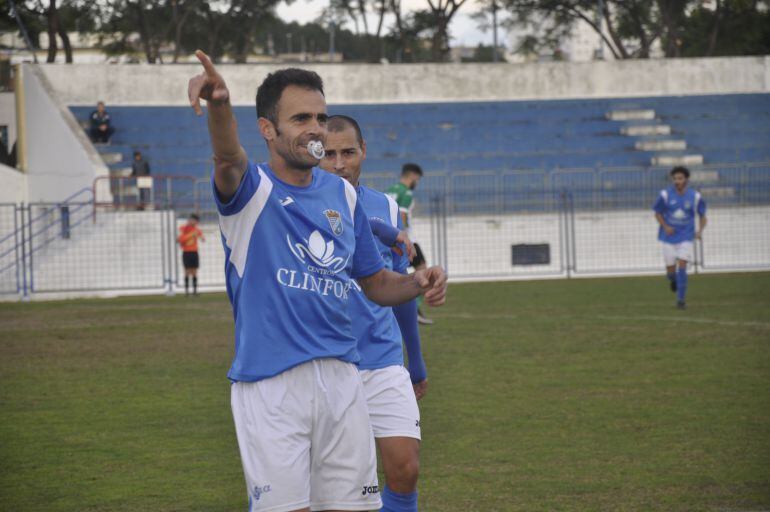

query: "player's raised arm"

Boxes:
[188, 49, 248, 201]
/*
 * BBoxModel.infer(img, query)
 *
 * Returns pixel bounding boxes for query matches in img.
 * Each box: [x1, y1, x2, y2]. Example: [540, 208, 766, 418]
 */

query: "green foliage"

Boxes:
[501, 0, 770, 59]
[1, 273, 769, 510]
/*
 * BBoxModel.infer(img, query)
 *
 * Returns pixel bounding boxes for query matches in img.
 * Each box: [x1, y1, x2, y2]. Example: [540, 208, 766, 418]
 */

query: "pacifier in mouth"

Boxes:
[307, 140, 325, 159]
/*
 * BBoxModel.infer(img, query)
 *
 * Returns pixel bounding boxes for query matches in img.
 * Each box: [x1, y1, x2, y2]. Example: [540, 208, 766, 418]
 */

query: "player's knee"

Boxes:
[387, 455, 420, 489]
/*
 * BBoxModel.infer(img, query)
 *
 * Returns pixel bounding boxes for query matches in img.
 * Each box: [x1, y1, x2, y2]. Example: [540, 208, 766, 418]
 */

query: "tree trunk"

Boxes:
[601, 3, 629, 58]
[58, 25, 73, 63]
[132, 2, 156, 63]
[706, 0, 722, 56]
[46, 0, 58, 63]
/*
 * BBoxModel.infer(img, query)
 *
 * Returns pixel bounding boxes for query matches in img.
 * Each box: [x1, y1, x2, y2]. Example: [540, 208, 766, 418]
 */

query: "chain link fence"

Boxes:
[1, 164, 768, 298]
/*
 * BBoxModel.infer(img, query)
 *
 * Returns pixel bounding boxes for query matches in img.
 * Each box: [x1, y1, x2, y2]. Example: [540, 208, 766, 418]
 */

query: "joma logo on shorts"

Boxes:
[253, 484, 271, 501]
[361, 484, 379, 496]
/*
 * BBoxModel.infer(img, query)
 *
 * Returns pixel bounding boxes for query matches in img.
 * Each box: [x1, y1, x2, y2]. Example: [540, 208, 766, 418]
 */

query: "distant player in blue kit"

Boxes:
[187, 51, 447, 512]
[320, 115, 427, 512]
[653, 166, 707, 309]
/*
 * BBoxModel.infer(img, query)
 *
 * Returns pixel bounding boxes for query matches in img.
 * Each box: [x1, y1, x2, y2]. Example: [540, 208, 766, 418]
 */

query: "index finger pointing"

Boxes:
[195, 49, 217, 77]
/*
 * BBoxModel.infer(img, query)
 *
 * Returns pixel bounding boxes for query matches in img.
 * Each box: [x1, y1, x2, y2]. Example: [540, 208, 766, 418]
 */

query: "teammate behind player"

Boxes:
[387, 164, 433, 325]
[321, 115, 427, 512]
[653, 166, 707, 309]
[177, 213, 205, 296]
[187, 51, 447, 512]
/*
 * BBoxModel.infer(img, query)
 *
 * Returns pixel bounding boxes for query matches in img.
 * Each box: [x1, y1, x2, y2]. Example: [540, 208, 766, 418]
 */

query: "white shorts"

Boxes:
[231, 358, 382, 512]
[662, 241, 694, 266]
[360, 365, 421, 440]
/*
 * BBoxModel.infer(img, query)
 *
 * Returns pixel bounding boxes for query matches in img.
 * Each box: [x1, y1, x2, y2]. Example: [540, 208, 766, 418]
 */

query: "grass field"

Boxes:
[1, 272, 769, 511]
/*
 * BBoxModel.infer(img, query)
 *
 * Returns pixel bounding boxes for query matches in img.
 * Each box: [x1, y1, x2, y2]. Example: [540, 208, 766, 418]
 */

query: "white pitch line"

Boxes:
[435, 312, 770, 329]
[596, 314, 770, 329]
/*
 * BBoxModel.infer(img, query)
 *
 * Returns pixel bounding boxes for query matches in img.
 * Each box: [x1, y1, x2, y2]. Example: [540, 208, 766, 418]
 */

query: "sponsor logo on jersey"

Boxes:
[362, 484, 379, 496]
[277, 230, 352, 299]
[287, 230, 349, 274]
[280, 196, 294, 207]
[323, 209, 343, 236]
[252, 484, 271, 501]
[672, 208, 687, 220]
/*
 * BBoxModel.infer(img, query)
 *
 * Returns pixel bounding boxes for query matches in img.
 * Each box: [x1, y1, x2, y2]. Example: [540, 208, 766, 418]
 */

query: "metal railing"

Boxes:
[1, 162, 768, 298]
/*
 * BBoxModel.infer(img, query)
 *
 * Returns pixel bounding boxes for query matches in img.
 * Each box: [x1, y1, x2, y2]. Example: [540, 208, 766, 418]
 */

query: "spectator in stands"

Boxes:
[89, 101, 114, 143]
[131, 150, 151, 209]
[177, 213, 205, 296]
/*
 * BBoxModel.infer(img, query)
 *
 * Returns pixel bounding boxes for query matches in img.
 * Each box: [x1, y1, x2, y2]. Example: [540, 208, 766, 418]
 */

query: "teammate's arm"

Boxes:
[188, 49, 247, 202]
[393, 293, 428, 400]
[655, 213, 675, 236]
[358, 266, 446, 307]
[653, 193, 674, 236]
[368, 218, 416, 261]
[696, 197, 707, 239]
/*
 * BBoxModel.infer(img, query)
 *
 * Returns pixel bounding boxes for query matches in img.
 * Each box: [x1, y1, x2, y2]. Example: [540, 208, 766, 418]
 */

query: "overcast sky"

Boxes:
[275, 0, 509, 48]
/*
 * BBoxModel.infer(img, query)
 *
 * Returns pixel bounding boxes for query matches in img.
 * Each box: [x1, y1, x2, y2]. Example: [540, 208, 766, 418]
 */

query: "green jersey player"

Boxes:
[387, 164, 433, 325]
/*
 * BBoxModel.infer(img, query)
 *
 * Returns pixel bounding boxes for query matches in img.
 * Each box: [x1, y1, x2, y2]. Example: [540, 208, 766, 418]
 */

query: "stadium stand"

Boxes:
[70, 93, 770, 177]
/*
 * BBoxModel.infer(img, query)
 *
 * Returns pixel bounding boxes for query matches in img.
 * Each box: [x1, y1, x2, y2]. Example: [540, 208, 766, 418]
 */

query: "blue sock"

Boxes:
[676, 267, 688, 303]
[381, 485, 418, 512]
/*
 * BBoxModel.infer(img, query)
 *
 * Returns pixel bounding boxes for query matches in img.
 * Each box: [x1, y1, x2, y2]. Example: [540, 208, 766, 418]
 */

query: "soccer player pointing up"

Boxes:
[188, 51, 447, 512]
[653, 166, 707, 309]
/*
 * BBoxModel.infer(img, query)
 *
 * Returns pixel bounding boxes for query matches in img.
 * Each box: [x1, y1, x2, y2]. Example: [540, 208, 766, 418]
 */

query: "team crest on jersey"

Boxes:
[323, 209, 343, 236]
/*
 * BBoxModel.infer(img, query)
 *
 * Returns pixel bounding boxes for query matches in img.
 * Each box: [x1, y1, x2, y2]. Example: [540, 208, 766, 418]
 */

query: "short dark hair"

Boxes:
[256, 68, 325, 125]
[133, 150, 141, 158]
[670, 166, 690, 178]
[327, 115, 364, 147]
[402, 163, 423, 176]
[189, 213, 200, 221]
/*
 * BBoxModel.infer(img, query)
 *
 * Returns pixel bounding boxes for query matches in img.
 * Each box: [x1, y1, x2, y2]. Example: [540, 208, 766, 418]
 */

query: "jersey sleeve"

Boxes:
[351, 201, 386, 279]
[392, 213, 409, 273]
[696, 193, 707, 216]
[212, 161, 260, 216]
[369, 217, 400, 247]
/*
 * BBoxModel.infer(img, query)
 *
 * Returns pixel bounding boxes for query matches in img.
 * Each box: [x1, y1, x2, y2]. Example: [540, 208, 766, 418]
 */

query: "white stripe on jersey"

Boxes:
[343, 179, 357, 228]
[218, 166, 273, 278]
[385, 195, 399, 227]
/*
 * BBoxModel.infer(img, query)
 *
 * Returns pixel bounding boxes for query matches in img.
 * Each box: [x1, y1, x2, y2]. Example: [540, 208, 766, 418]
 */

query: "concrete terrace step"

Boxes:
[100, 152, 124, 165]
[606, 109, 655, 121]
[621, 125, 671, 136]
[691, 170, 720, 184]
[635, 139, 687, 151]
[651, 154, 704, 167]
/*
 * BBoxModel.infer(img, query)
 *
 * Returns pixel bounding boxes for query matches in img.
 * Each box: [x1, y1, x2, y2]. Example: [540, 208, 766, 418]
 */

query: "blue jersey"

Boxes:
[351, 185, 409, 370]
[652, 186, 706, 244]
[213, 162, 385, 382]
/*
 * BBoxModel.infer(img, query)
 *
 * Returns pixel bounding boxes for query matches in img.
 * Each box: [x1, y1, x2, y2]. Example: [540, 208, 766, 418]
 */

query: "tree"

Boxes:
[499, 0, 679, 59]
[418, 0, 468, 61]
